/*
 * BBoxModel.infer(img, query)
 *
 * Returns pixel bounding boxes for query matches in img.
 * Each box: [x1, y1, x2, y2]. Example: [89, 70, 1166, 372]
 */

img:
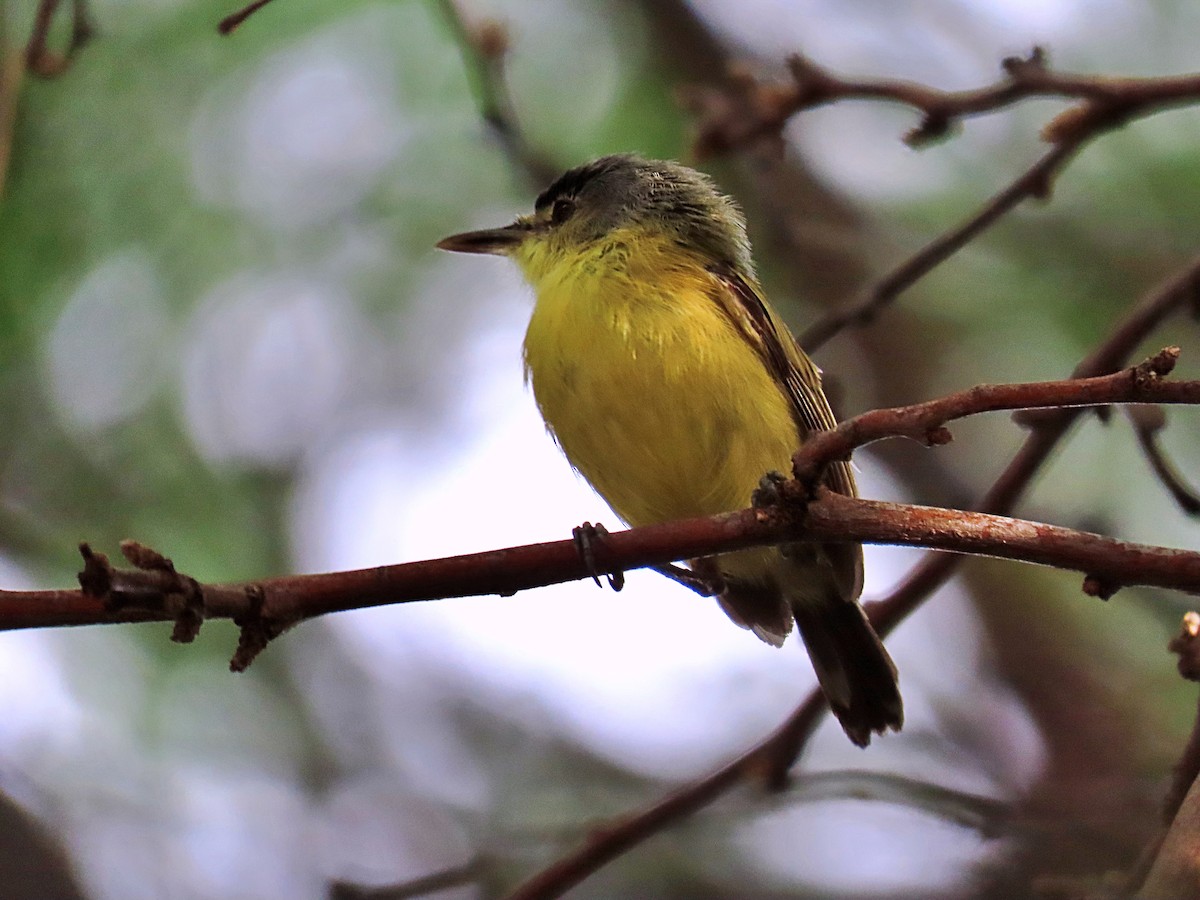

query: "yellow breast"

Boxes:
[518, 230, 801, 528]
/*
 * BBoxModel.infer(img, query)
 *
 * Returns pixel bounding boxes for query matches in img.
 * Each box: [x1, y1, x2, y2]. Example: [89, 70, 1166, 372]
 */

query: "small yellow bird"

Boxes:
[438, 154, 901, 746]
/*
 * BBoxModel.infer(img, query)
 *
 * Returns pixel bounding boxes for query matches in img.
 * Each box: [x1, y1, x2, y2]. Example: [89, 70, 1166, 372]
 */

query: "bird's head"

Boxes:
[437, 154, 753, 280]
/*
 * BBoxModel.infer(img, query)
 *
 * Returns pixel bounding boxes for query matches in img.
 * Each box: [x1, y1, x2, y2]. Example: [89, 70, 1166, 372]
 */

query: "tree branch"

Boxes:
[684, 47, 1200, 159]
[217, 0, 280, 35]
[858, 253, 1200, 652]
[1127, 405, 1200, 515]
[1117, 614, 1200, 897]
[24, 0, 93, 77]
[433, 0, 559, 187]
[798, 141, 1078, 351]
[788, 345, 1183, 488]
[4, 350, 1198, 669]
[677, 50, 1200, 352]
[330, 859, 482, 900]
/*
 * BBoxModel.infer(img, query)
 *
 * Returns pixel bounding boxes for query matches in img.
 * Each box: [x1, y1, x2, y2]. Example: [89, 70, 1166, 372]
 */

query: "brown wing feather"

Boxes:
[706, 264, 857, 500]
[706, 265, 896, 740]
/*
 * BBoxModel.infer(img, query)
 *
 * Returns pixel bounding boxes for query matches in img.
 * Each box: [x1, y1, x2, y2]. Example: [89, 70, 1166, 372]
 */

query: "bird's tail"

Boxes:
[791, 599, 903, 747]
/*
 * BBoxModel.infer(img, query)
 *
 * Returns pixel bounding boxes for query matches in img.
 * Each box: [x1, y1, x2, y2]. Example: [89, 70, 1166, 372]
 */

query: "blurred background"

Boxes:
[1, 0, 1199, 897]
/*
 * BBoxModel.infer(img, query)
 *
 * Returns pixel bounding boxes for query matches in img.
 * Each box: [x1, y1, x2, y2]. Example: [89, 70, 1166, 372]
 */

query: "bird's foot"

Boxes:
[572, 521, 625, 591]
[751, 470, 789, 508]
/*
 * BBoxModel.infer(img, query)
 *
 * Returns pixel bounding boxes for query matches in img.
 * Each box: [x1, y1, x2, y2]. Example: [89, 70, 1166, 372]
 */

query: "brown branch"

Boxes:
[856, 253, 1200, 643]
[330, 859, 482, 900]
[434, 0, 558, 187]
[685, 47, 1200, 159]
[790, 346, 1182, 486]
[677, 50, 1200, 352]
[0, 20, 23, 198]
[31, 477, 1200, 661]
[812, 490, 1200, 597]
[1124, 614, 1200, 895]
[217, 0, 280, 35]
[1127, 406, 1200, 515]
[798, 141, 1078, 351]
[1136, 771, 1200, 900]
[24, 0, 93, 77]
[3, 352, 1197, 669]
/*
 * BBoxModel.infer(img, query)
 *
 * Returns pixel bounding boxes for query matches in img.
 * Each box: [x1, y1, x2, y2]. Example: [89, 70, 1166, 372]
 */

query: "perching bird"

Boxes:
[438, 154, 902, 746]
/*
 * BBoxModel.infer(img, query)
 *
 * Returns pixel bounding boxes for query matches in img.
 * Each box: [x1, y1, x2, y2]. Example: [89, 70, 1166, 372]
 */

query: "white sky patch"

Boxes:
[182, 271, 366, 466]
[190, 28, 408, 230]
[44, 249, 170, 432]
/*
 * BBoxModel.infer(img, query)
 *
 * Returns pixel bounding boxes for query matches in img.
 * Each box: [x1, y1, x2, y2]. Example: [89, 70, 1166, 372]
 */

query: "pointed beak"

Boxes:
[436, 221, 530, 256]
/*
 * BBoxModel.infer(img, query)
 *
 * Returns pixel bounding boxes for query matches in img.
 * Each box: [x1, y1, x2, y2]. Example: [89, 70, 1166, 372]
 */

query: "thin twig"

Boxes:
[1126, 406, 1200, 515]
[1135, 770, 1200, 899]
[678, 50, 1200, 352]
[434, 0, 558, 187]
[860, 252, 1200, 641]
[1124, 614, 1200, 895]
[330, 860, 482, 900]
[798, 141, 1078, 351]
[684, 47, 1200, 158]
[217, 0, 280, 35]
[0, 14, 23, 197]
[24, 0, 92, 77]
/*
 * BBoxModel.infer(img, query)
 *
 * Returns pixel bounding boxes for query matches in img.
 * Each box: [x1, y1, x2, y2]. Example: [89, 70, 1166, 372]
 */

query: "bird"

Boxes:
[437, 153, 902, 746]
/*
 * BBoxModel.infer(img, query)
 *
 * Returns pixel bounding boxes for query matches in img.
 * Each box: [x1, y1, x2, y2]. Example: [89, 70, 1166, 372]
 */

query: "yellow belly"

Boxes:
[520, 242, 801, 532]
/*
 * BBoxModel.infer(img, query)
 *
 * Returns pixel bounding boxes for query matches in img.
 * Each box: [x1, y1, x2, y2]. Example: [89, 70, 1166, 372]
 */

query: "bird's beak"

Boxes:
[436, 221, 530, 255]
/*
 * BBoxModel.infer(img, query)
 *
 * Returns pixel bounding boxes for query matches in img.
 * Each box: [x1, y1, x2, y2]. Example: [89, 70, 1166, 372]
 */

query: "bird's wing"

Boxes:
[706, 263, 857, 502]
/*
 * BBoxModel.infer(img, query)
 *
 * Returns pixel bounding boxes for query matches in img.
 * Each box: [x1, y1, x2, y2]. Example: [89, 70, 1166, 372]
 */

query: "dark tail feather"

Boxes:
[791, 601, 903, 747]
[713, 579, 793, 648]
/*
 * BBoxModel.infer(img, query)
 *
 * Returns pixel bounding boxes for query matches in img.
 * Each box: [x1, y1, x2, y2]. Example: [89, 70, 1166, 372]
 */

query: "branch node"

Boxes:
[924, 425, 953, 447]
[1082, 573, 1120, 600]
[119, 539, 172, 572]
[1168, 612, 1200, 681]
[1134, 346, 1181, 387]
[1001, 46, 1048, 80]
[229, 584, 281, 672]
[904, 113, 955, 147]
[76, 542, 113, 597]
[78, 540, 206, 640]
[473, 19, 509, 60]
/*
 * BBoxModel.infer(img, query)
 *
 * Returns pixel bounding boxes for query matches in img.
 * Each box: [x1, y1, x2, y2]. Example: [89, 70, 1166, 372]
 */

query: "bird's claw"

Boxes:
[572, 521, 625, 591]
[751, 470, 789, 508]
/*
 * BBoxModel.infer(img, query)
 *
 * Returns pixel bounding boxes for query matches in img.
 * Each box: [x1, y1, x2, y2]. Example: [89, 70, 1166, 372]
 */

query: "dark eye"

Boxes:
[550, 197, 575, 224]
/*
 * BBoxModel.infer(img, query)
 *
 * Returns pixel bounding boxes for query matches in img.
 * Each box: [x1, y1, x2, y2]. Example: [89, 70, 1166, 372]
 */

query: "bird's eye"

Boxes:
[550, 198, 576, 224]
